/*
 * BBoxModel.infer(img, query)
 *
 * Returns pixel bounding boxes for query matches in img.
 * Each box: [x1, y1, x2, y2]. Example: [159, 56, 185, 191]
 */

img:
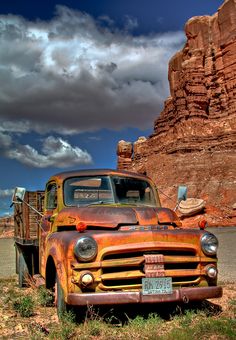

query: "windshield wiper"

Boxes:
[83, 200, 104, 207]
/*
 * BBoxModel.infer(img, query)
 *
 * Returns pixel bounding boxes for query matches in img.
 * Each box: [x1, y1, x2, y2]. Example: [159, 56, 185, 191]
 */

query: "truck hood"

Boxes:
[54, 206, 181, 229]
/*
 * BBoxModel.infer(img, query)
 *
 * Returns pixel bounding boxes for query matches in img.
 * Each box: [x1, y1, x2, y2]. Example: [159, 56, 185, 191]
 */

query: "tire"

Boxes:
[15, 246, 19, 274]
[56, 274, 71, 318]
[18, 252, 29, 288]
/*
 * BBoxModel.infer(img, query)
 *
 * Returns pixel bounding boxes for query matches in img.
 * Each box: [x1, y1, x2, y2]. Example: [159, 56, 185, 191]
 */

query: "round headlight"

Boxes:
[206, 265, 218, 279]
[74, 237, 97, 262]
[201, 233, 218, 256]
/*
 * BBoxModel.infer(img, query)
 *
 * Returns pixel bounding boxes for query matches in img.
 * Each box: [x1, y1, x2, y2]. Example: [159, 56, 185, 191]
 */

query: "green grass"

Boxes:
[49, 311, 77, 340]
[38, 286, 54, 307]
[31, 310, 236, 340]
[1, 278, 236, 340]
[13, 295, 34, 317]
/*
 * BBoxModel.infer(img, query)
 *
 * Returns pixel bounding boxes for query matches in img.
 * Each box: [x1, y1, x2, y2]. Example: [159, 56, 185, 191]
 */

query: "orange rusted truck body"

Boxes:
[14, 169, 222, 313]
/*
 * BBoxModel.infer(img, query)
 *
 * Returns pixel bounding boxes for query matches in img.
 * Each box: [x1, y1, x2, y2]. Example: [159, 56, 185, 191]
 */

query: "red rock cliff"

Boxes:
[117, 0, 236, 226]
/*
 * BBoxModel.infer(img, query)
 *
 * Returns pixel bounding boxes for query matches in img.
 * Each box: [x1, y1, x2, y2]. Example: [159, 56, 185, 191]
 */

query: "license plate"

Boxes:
[142, 277, 173, 295]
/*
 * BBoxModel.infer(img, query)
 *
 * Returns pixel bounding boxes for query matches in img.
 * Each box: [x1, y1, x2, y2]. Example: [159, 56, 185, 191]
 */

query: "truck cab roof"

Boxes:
[50, 169, 150, 182]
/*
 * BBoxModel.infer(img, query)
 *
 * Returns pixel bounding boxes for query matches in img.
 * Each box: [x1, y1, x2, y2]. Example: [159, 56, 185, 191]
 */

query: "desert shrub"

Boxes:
[13, 295, 34, 317]
[38, 286, 54, 307]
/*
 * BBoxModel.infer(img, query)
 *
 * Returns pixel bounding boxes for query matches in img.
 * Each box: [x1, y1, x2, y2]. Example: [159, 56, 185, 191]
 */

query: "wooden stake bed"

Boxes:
[14, 191, 44, 243]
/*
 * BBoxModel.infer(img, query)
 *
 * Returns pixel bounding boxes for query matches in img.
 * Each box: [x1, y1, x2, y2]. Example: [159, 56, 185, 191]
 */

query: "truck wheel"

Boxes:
[18, 252, 29, 288]
[56, 275, 71, 318]
[15, 247, 19, 274]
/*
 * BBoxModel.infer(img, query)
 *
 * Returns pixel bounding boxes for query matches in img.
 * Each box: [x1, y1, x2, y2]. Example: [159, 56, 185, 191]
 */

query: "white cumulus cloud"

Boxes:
[0, 189, 14, 197]
[1, 135, 92, 168]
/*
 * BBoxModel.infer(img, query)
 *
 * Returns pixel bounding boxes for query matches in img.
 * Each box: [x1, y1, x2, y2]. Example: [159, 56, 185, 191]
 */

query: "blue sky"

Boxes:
[0, 0, 223, 215]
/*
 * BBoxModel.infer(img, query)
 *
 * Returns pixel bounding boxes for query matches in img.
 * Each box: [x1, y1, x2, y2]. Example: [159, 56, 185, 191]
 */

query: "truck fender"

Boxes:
[45, 246, 68, 298]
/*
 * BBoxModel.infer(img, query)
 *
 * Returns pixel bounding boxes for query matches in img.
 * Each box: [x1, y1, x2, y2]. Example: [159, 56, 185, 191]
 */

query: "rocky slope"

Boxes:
[117, 0, 236, 227]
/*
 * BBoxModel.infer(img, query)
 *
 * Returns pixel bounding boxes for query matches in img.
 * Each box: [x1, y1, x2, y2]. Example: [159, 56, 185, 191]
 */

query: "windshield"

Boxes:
[64, 175, 157, 207]
[112, 176, 157, 207]
[64, 176, 113, 206]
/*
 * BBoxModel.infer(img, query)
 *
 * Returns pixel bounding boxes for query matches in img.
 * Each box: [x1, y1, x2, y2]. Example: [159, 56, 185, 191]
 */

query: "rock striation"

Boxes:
[117, 0, 236, 226]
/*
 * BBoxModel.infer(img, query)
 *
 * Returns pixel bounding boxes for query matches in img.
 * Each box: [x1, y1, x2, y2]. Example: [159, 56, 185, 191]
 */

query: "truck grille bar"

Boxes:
[98, 250, 201, 289]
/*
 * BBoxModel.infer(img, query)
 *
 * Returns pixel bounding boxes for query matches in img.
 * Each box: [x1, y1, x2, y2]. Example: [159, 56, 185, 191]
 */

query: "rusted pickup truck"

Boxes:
[13, 169, 222, 315]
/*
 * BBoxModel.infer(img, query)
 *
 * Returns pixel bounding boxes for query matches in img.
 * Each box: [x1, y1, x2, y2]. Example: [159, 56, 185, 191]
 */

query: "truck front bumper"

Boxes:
[67, 286, 222, 306]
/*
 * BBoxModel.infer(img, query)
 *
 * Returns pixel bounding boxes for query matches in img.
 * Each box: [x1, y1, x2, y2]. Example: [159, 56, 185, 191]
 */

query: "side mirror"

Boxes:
[12, 187, 26, 204]
[177, 185, 188, 202]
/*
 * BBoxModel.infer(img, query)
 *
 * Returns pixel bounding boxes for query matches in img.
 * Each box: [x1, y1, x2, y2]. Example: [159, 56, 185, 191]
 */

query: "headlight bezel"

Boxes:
[201, 232, 218, 256]
[74, 236, 98, 262]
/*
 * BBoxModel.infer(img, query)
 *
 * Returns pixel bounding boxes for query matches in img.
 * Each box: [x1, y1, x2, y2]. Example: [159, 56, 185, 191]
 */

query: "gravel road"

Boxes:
[207, 226, 236, 282]
[0, 238, 15, 278]
[0, 227, 236, 281]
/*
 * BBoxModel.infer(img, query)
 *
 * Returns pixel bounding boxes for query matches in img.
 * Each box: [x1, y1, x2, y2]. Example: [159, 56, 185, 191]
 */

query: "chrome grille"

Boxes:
[99, 249, 201, 289]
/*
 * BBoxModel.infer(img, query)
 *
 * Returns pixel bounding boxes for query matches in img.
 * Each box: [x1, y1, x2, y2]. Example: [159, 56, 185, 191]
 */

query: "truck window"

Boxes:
[112, 176, 157, 207]
[46, 183, 57, 210]
[64, 176, 113, 206]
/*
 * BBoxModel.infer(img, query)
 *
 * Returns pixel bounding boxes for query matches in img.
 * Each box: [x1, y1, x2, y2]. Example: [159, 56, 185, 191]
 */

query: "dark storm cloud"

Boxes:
[0, 131, 11, 147]
[0, 6, 185, 135]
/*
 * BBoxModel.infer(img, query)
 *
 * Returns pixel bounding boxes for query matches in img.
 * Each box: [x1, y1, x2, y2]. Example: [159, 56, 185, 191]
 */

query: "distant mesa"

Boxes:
[0, 216, 14, 238]
[117, 0, 236, 227]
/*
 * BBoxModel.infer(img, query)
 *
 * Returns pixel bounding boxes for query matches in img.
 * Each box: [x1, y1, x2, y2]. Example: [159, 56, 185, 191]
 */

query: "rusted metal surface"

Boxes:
[52, 169, 154, 182]
[144, 254, 165, 277]
[55, 206, 138, 229]
[155, 208, 182, 227]
[51, 206, 182, 230]
[67, 286, 222, 306]
[44, 228, 219, 300]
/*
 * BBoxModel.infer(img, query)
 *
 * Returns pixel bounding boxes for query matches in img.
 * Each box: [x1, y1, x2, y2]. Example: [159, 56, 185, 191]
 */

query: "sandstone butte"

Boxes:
[117, 0, 236, 228]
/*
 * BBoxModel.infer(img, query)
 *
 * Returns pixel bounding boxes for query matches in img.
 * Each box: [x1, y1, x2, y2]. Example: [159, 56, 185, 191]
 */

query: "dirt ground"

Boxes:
[0, 277, 235, 339]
